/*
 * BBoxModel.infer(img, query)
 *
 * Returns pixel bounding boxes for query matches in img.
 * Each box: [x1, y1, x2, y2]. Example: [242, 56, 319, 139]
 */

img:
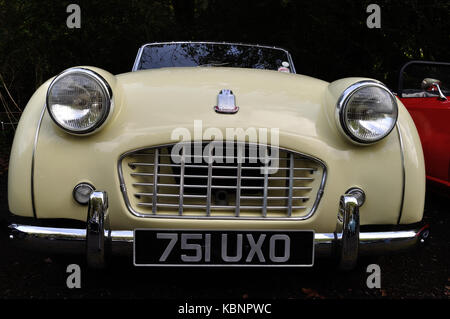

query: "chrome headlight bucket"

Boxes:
[336, 81, 398, 144]
[46, 68, 112, 134]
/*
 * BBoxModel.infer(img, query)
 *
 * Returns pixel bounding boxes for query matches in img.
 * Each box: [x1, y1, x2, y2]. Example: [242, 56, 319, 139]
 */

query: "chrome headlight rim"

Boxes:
[46, 67, 113, 135]
[336, 80, 398, 145]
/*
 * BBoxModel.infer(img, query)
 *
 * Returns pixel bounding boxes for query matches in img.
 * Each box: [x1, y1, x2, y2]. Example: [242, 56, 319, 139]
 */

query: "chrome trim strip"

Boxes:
[132, 41, 296, 74]
[117, 142, 327, 221]
[396, 124, 406, 224]
[31, 105, 46, 219]
[131, 46, 145, 72]
[11, 224, 87, 239]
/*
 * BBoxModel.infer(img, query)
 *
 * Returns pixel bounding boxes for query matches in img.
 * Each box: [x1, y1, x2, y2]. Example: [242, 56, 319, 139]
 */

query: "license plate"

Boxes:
[134, 229, 314, 267]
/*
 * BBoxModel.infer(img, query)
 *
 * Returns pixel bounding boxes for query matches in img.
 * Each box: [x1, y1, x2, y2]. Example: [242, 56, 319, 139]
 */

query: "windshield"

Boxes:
[134, 42, 294, 73]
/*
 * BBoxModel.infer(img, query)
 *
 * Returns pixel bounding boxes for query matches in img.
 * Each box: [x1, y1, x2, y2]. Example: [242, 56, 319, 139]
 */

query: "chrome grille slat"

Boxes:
[241, 195, 309, 200]
[120, 142, 326, 220]
[235, 142, 243, 217]
[137, 203, 307, 210]
[133, 183, 313, 190]
[206, 147, 213, 217]
[131, 173, 313, 181]
[262, 152, 269, 218]
[178, 146, 185, 216]
[129, 162, 317, 170]
[136, 193, 309, 201]
[288, 153, 294, 217]
[135, 193, 207, 199]
[152, 149, 159, 214]
[156, 153, 293, 161]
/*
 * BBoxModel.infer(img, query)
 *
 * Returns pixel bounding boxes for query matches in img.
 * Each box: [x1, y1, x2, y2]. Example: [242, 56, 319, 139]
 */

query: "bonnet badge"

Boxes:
[214, 89, 239, 114]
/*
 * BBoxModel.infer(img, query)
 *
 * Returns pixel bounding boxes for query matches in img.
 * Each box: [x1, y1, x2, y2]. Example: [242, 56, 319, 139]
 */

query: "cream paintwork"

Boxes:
[396, 105, 426, 224]
[8, 66, 425, 233]
[7, 80, 50, 217]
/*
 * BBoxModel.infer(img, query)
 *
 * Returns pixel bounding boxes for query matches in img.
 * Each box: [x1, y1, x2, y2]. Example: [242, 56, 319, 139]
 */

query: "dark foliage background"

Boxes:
[0, 0, 449, 114]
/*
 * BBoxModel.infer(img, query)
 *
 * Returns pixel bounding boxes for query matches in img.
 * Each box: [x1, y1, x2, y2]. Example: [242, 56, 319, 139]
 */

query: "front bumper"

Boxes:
[8, 223, 428, 255]
[8, 190, 430, 269]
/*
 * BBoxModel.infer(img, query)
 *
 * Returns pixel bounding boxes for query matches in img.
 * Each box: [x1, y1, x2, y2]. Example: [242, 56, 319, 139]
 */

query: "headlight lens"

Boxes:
[47, 68, 112, 134]
[337, 81, 398, 144]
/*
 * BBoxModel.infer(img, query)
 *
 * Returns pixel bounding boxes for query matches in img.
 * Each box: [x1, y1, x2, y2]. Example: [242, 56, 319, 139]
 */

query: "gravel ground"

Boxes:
[0, 136, 448, 299]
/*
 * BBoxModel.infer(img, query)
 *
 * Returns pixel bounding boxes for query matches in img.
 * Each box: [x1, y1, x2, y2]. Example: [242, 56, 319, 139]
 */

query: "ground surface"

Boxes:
[0, 135, 448, 299]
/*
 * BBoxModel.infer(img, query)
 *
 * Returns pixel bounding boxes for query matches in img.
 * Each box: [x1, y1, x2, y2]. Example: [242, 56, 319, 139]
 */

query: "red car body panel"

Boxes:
[400, 96, 450, 187]
[398, 60, 450, 190]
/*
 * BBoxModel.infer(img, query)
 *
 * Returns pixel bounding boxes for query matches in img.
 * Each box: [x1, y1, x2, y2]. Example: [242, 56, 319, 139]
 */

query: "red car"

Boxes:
[398, 61, 450, 192]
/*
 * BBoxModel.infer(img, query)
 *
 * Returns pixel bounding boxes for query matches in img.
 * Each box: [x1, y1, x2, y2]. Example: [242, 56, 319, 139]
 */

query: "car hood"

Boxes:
[113, 67, 330, 139]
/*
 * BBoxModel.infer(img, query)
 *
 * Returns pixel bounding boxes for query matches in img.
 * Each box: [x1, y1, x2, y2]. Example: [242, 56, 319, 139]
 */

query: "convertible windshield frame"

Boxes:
[398, 60, 450, 98]
[132, 41, 297, 74]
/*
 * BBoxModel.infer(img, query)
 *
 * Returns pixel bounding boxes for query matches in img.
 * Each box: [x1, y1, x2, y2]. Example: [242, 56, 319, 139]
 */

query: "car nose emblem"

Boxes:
[214, 89, 239, 114]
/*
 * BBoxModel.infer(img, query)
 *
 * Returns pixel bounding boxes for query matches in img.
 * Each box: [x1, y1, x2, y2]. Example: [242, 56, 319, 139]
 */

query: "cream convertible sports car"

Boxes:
[8, 42, 429, 269]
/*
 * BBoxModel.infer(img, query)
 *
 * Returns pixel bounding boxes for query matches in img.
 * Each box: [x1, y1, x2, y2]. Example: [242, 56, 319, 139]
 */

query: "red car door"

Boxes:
[398, 61, 450, 187]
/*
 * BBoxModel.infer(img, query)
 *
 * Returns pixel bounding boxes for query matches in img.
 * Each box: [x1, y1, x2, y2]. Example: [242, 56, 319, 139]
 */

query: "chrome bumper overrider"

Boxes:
[8, 190, 430, 269]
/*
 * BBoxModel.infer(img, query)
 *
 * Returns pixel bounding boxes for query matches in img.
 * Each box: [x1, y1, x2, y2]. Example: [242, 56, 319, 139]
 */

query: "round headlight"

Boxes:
[336, 81, 398, 144]
[47, 68, 112, 134]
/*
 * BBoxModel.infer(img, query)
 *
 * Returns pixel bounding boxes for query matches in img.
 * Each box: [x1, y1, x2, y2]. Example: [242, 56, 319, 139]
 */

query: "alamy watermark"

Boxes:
[65, 4, 380, 30]
[366, 4, 381, 29]
[366, 264, 381, 288]
[66, 4, 81, 29]
[170, 120, 280, 174]
[66, 264, 81, 289]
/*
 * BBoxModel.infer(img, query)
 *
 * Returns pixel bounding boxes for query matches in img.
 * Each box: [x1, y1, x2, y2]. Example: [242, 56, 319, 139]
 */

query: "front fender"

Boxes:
[8, 80, 49, 218]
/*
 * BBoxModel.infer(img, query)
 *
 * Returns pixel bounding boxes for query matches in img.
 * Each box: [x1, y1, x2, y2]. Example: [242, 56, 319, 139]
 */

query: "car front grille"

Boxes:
[118, 142, 326, 220]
